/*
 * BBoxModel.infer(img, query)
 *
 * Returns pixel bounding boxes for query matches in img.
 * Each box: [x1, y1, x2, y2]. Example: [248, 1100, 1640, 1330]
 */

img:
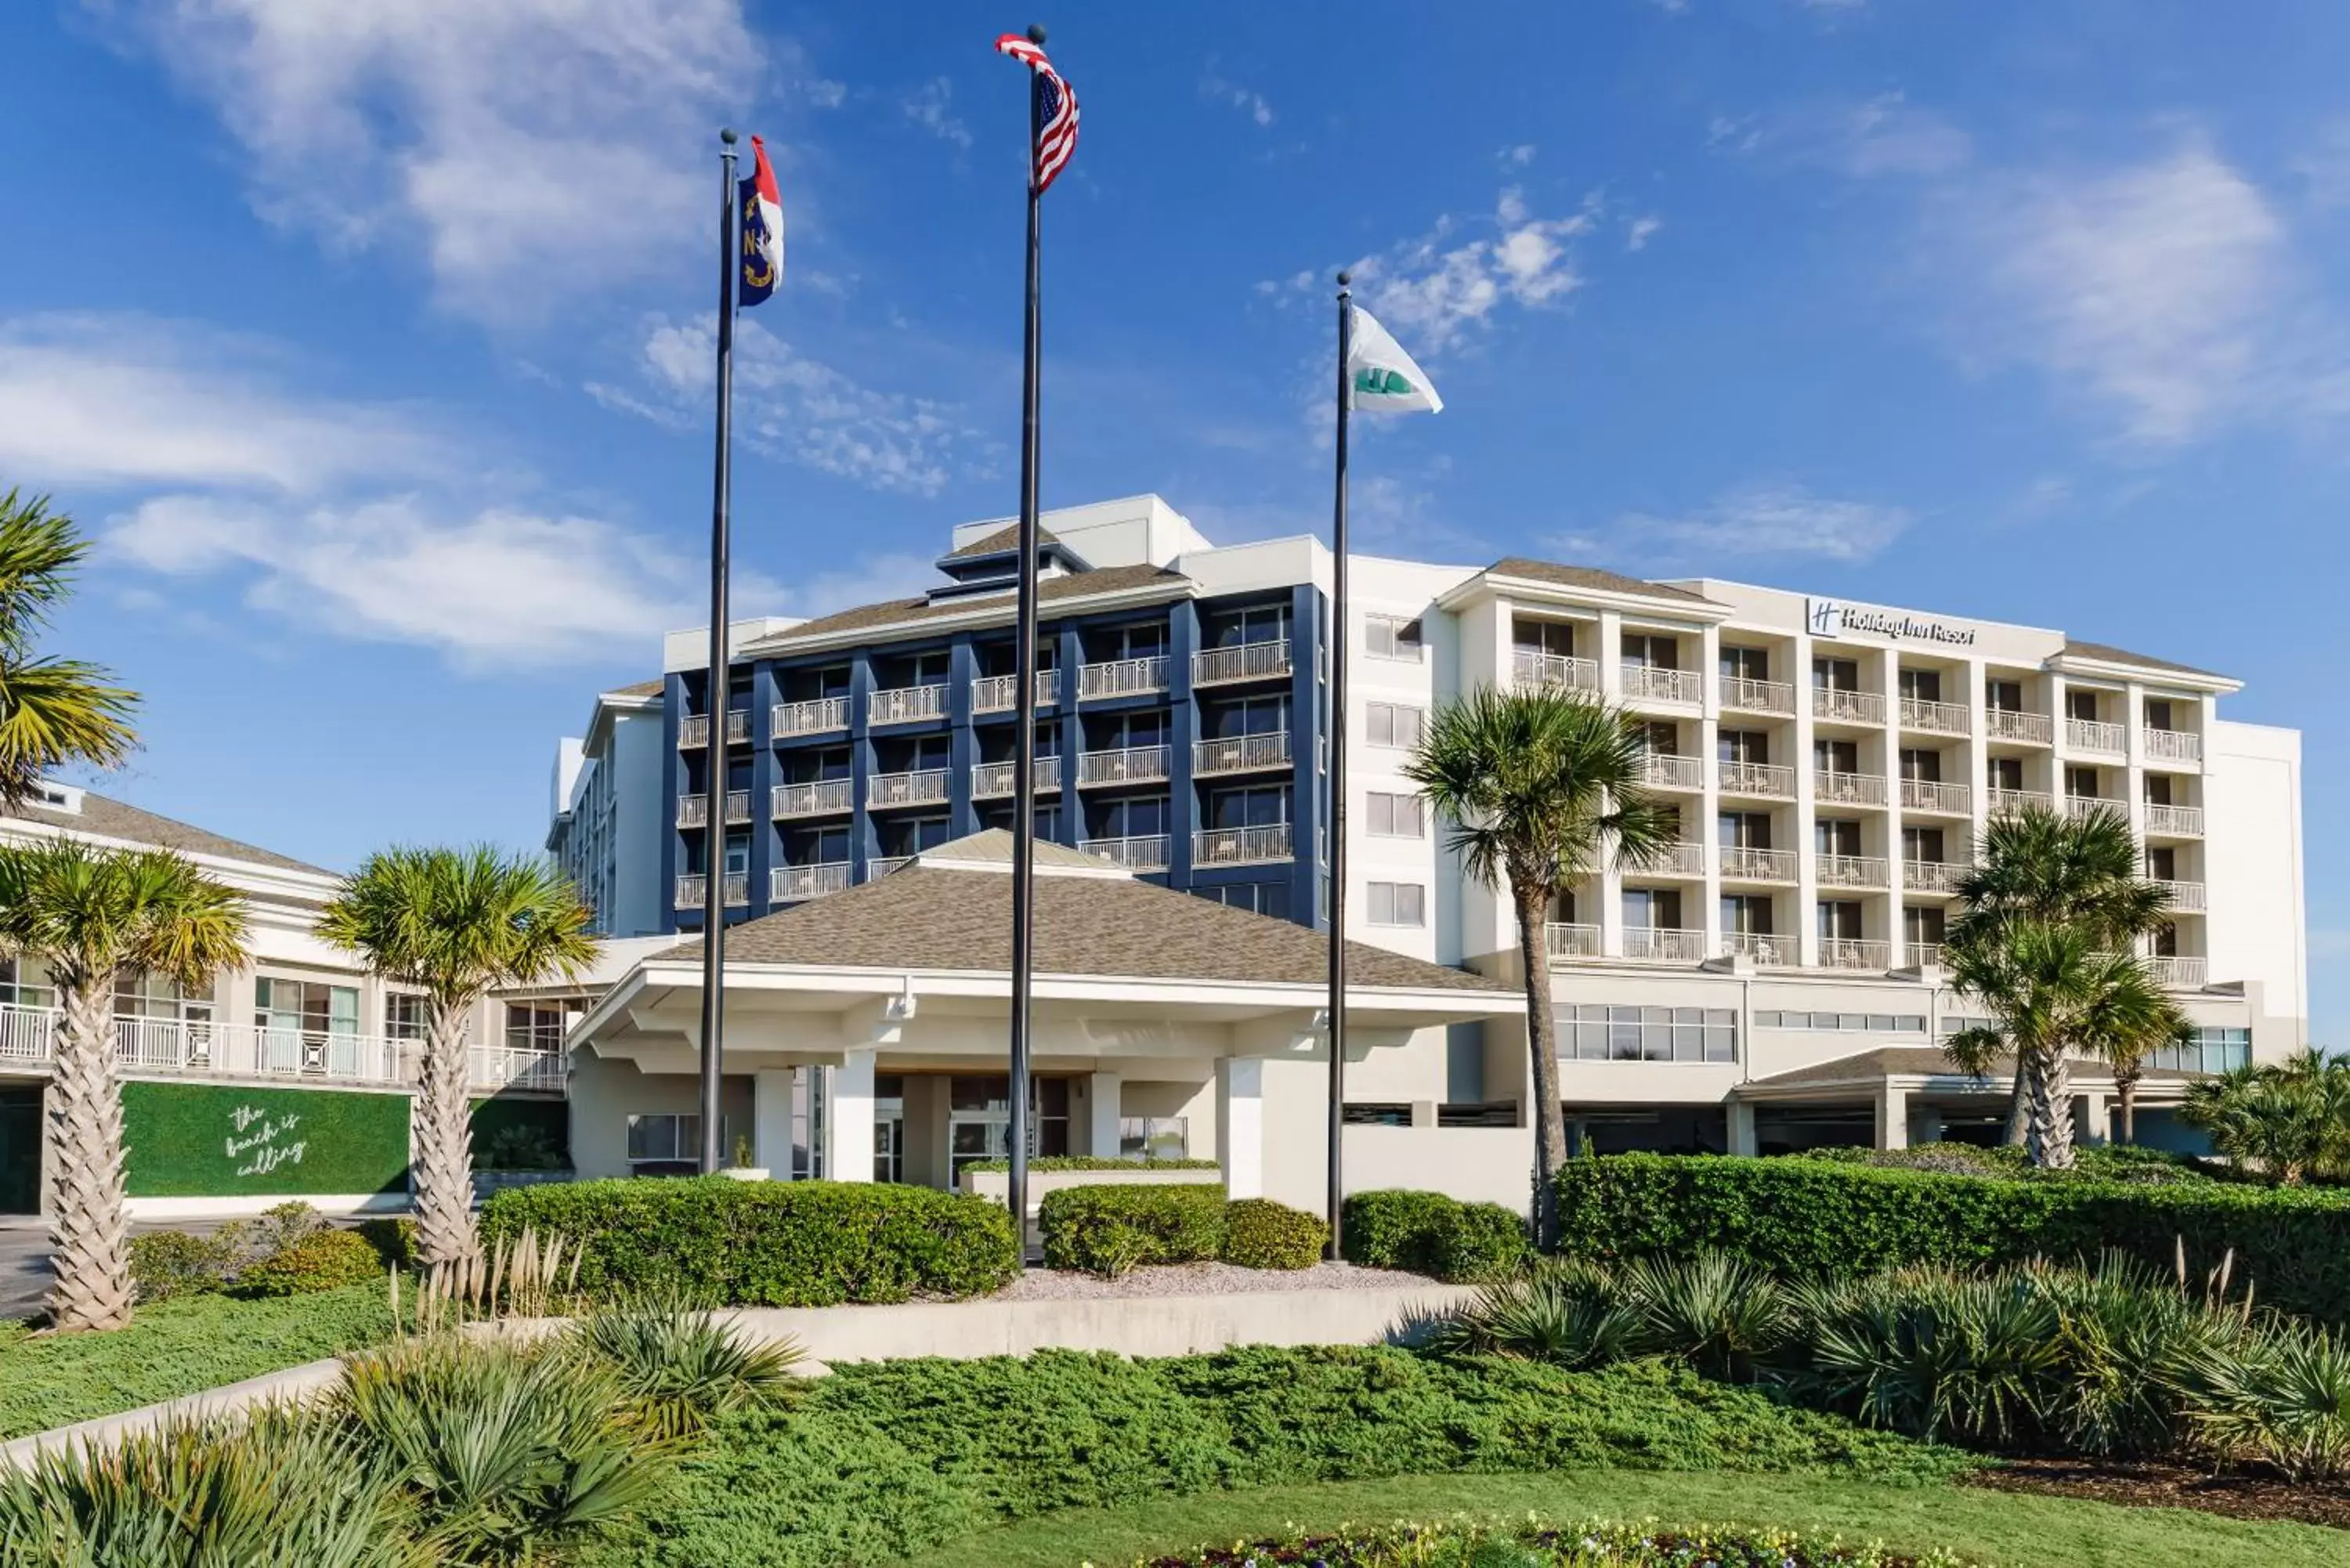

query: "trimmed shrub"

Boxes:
[479, 1178, 1016, 1306]
[354, 1216, 418, 1271]
[1039, 1183, 1226, 1275]
[1553, 1154, 2350, 1326]
[128, 1230, 237, 1303]
[1220, 1198, 1327, 1270]
[1340, 1189, 1527, 1281]
[234, 1228, 385, 1298]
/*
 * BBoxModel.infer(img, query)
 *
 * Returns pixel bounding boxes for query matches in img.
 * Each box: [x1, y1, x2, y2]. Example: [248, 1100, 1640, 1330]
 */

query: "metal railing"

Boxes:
[2145, 804, 2204, 836]
[1718, 760, 1795, 797]
[971, 756, 1063, 797]
[971, 670, 1059, 712]
[1817, 853, 1889, 888]
[1194, 732, 1291, 775]
[2066, 717, 2126, 754]
[772, 862, 852, 901]
[2064, 793, 2120, 822]
[1907, 942, 1947, 970]
[1988, 786, 2053, 816]
[1644, 840, 1708, 877]
[2153, 879, 2207, 912]
[2149, 956, 2209, 989]
[1194, 823, 1292, 866]
[1987, 709, 2052, 743]
[675, 790, 750, 829]
[1077, 656, 1169, 700]
[1720, 845, 1797, 881]
[1904, 860, 1966, 894]
[1900, 778, 1972, 815]
[1512, 649, 1600, 692]
[674, 873, 750, 909]
[772, 779, 853, 818]
[868, 768, 951, 808]
[1816, 769, 1887, 807]
[1546, 922, 1601, 960]
[677, 710, 750, 749]
[0, 1004, 564, 1094]
[870, 684, 949, 726]
[1083, 834, 1171, 872]
[870, 856, 913, 879]
[1818, 938, 1890, 971]
[1636, 752, 1705, 790]
[1624, 665, 1702, 704]
[2143, 727, 2203, 764]
[468, 1045, 566, 1094]
[1625, 927, 1707, 963]
[1720, 930, 1794, 966]
[1077, 744, 1172, 786]
[1191, 638, 1292, 686]
[772, 696, 849, 736]
[1720, 676, 1795, 714]
[1813, 687, 1885, 724]
[1900, 696, 1969, 735]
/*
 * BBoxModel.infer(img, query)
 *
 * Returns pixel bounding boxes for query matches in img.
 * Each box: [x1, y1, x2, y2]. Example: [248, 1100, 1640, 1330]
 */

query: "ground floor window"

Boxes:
[1558, 1003, 1737, 1064]
[944, 1073, 1072, 1180]
[505, 999, 584, 1053]
[626, 1112, 700, 1175]
[1193, 880, 1290, 919]
[2150, 1028, 2251, 1075]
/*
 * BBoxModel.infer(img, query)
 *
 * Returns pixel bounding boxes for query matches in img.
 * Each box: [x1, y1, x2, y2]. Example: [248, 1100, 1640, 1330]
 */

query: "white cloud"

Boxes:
[1557, 483, 1912, 569]
[103, 0, 774, 322]
[1625, 215, 1664, 252]
[1349, 189, 1593, 352]
[1502, 144, 1538, 166]
[901, 78, 971, 149]
[1199, 67, 1273, 128]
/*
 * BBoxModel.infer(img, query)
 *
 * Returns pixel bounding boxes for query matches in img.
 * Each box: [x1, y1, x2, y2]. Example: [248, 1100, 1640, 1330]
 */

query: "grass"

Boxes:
[896, 1470, 2350, 1568]
[0, 1281, 396, 1440]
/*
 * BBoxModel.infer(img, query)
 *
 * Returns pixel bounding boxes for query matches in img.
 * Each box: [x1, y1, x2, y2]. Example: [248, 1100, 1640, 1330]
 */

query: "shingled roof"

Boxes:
[743, 562, 1189, 647]
[6, 790, 332, 877]
[945, 523, 1059, 559]
[1485, 557, 1722, 606]
[2059, 639, 2226, 681]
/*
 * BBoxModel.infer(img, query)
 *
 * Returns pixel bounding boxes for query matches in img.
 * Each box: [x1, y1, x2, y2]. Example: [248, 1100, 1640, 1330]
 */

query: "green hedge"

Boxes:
[1038, 1183, 1226, 1274]
[1553, 1154, 2350, 1324]
[121, 1082, 410, 1198]
[479, 1178, 1016, 1306]
[961, 1156, 1219, 1173]
[1221, 1198, 1327, 1270]
[234, 1228, 385, 1298]
[1340, 1190, 1528, 1281]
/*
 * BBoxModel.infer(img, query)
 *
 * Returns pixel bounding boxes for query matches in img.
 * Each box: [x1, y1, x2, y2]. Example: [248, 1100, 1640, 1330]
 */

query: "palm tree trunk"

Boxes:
[2005, 1068, 2027, 1147]
[2116, 1068, 2138, 1146]
[45, 982, 133, 1331]
[1514, 880, 1567, 1251]
[410, 1002, 479, 1266]
[2023, 1042, 2077, 1170]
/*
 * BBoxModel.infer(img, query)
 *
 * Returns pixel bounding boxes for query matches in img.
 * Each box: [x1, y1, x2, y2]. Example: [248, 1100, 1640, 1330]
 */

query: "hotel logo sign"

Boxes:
[1806, 598, 1977, 649]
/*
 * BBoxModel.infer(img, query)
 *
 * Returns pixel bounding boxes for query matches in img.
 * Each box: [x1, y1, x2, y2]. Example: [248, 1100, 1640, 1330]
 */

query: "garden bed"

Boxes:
[1965, 1455, 2350, 1532]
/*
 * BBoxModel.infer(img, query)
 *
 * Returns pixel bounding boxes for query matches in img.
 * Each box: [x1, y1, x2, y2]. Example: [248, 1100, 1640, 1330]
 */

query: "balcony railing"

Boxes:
[1907, 942, 1947, 971]
[1078, 656, 1170, 700]
[971, 756, 1063, 797]
[2143, 727, 2203, 764]
[1194, 731, 1291, 775]
[1636, 752, 1705, 790]
[1192, 638, 1292, 686]
[772, 779, 853, 818]
[678, 710, 750, 750]
[2066, 717, 2126, 754]
[772, 696, 848, 737]
[870, 856, 914, 880]
[1624, 665, 1702, 704]
[1900, 778, 1972, 815]
[674, 873, 749, 909]
[2153, 879, 2207, 912]
[1076, 744, 1172, 787]
[1083, 834, 1171, 872]
[1903, 860, 1966, 894]
[1195, 823, 1292, 866]
[772, 862, 852, 901]
[1721, 930, 1795, 966]
[467, 1045, 566, 1094]
[2064, 793, 2120, 822]
[1625, 927, 1708, 963]
[1899, 697, 1969, 735]
[1720, 676, 1795, 714]
[1643, 840, 1708, 877]
[2149, 955, 2209, 989]
[869, 768, 951, 809]
[1818, 938, 1890, 971]
[971, 670, 1058, 713]
[1988, 787, 2052, 817]
[1987, 709, 2053, 744]
[1546, 922, 1601, 960]
[1817, 853, 1889, 889]
[2145, 804, 2204, 836]
[1512, 649, 1600, 692]
[675, 790, 751, 829]
[1816, 769, 1887, 807]
[870, 684, 949, 726]
[1718, 760, 1795, 798]
[1720, 846, 1797, 882]
[1813, 687, 1885, 724]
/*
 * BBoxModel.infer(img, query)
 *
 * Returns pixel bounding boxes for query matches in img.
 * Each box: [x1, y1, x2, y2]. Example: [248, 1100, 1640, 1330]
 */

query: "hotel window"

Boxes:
[1719, 645, 1769, 681]
[2066, 688, 2102, 723]
[626, 1113, 700, 1168]
[506, 1000, 582, 1053]
[880, 815, 954, 860]
[1904, 905, 1947, 950]
[1987, 755, 2025, 792]
[1096, 710, 1169, 750]
[1622, 887, 1681, 931]
[1717, 811, 1773, 849]
[785, 746, 853, 784]
[1514, 617, 1576, 657]
[1365, 701, 1425, 749]
[1204, 694, 1289, 739]
[1104, 621, 1170, 659]
[1197, 881, 1291, 919]
[2145, 698, 2177, 731]
[2066, 765, 2101, 800]
[2146, 845, 2178, 882]
[1815, 818, 1863, 856]
[1206, 784, 1288, 829]
[2145, 774, 2175, 807]
[1817, 900, 1864, 941]
[1897, 667, 1942, 703]
[112, 971, 189, 1021]
[1093, 793, 1170, 839]
[721, 834, 750, 877]
[2153, 923, 2180, 956]
[255, 977, 359, 1039]
[1901, 826, 1946, 865]
[1622, 632, 1679, 670]
[1721, 894, 1774, 935]
[1639, 721, 1680, 757]
[1206, 604, 1289, 647]
[1814, 738, 1860, 774]
[1365, 790, 1426, 838]
[1365, 616, 1425, 660]
[1368, 881, 1426, 927]
[1811, 656, 1860, 692]
[1986, 678, 2025, 713]
[2151, 1028, 2251, 1075]
[385, 992, 428, 1042]
[0, 957, 52, 1010]
[982, 801, 1063, 839]
[1898, 747, 1942, 782]
[1718, 729, 1770, 764]
[1756, 1012, 1927, 1033]
[1560, 1003, 1737, 1064]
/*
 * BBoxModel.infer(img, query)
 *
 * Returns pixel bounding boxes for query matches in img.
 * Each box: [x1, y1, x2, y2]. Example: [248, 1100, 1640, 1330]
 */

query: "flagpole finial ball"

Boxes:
[719, 127, 739, 146]
[1336, 269, 1351, 287]
[1027, 23, 1047, 45]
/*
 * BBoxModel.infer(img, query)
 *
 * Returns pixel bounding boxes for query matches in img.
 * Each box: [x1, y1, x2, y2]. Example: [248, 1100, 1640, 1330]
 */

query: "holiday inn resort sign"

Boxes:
[1806, 597, 1979, 649]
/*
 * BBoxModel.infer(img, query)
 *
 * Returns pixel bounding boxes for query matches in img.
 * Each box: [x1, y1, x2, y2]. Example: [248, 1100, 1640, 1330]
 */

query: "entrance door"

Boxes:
[0, 1086, 39, 1215]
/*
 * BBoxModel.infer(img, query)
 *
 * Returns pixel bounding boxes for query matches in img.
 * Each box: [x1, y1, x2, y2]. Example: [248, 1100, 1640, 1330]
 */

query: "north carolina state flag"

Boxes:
[737, 135, 783, 307]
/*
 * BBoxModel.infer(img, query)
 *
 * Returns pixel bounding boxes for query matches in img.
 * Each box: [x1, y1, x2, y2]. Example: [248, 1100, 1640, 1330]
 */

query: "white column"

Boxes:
[2074, 1089, 2110, 1147]
[1086, 1070, 1123, 1158]
[2122, 680, 2149, 842]
[1597, 610, 1625, 700]
[1875, 1081, 1909, 1151]
[752, 1069, 794, 1176]
[1217, 1056, 1266, 1199]
[1726, 1099, 1758, 1157]
[826, 1050, 877, 1182]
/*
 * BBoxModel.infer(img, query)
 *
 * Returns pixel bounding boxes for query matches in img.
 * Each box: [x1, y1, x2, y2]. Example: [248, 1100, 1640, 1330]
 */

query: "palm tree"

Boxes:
[1405, 685, 1675, 1247]
[2182, 1049, 2350, 1185]
[317, 847, 595, 1266]
[0, 490, 138, 807]
[0, 841, 247, 1331]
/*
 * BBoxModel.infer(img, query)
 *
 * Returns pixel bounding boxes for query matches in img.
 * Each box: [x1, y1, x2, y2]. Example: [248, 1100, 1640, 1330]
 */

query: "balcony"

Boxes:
[1899, 697, 1969, 735]
[2153, 879, 2207, 912]
[1903, 860, 1966, 894]
[1721, 930, 1795, 966]
[2149, 955, 2209, 989]
[2143, 728, 2203, 764]
[1720, 846, 1797, 882]
[1546, 922, 1601, 960]
[2066, 717, 2126, 755]
[771, 862, 852, 901]
[1818, 938, 1890, 971]
[2146, 804, 2204, 836]
[1624, 665, 1702, 704]
[869, 768, 951, 809]
[1194, 732, 1292, 776]
[1718, 760, 1795, 799]
[1642, 840, 1708, 878]
[1988, 787, 2052, 817]
[1192, 639, 1292, 686]
[1816, 769, 1888, 807]
[1899, 779, 1972, 815]
[1078, 656, 1170, 701]
[1636, 752, 1705, 791]
[1987, 709, 2053, 744]
[1907, 942, 1946, 971]
[1083, 833, 1171, 872]
[772, 779, 853, 818]
[772, 696, 848, 737]
[870, 856, 913, 880]
[674, 873, 749, 909]
[467, 1045, 567, 1095]
[678, 710, 750, 750]
[1512, 649, 1599, 692]
[675, 790, 751, 829]
[2064, 793, 2121, 822]
[1813, 688, 1886, 725]
[1817, 853, 1889, 889]
[1720, 676, 1795, 715]
[1625, 927, 1708, 963]
[870, 684, 949, 726]
[971, 756, 1064, 797]
[1076, 744, 1172, 787]
[1195, 823, 1292, 867]
[972, 670, 1058, 713]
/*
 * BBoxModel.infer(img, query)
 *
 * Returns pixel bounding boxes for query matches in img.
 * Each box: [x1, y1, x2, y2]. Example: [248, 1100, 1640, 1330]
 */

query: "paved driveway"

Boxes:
[0, 1219, 52, 1322]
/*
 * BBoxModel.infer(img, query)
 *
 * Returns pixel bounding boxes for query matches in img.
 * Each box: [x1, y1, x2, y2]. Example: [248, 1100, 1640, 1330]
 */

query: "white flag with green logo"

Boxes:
[1347, 307, 1443, 414]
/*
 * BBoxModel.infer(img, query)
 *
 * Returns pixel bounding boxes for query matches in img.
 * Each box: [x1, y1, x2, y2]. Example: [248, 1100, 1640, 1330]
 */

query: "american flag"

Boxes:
[994, 32, 1079, 193]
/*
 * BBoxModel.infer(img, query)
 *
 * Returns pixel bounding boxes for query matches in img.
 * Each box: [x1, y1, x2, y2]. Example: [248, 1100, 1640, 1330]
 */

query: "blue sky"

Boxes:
[0, 1, 2342, 1035]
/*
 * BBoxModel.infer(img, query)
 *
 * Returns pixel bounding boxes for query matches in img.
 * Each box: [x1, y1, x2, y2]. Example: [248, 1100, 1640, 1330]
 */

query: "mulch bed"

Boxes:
[1965, 1457, 2350, 1531]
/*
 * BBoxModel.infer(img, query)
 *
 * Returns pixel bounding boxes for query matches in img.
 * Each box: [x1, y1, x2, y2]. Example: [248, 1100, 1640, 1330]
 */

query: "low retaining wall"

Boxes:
[960, 1165, 1224, 1216]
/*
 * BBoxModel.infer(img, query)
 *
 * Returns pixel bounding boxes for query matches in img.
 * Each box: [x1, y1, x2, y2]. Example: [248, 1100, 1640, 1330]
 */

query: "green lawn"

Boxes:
[898, 1470, 2350, 1568]
[0, 1282, 396, 1440]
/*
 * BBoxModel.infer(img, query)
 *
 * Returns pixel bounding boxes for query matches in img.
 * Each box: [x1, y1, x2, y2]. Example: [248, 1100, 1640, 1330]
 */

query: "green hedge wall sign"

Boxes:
[121, 1082, 411, 1198]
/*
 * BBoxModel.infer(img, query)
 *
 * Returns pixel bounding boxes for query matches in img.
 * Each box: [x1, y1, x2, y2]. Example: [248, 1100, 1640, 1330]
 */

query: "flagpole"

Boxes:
[699, 127, 739, 1176]
[1325, 272, 1353, 1258]
[1007, 22, 1049, 1263]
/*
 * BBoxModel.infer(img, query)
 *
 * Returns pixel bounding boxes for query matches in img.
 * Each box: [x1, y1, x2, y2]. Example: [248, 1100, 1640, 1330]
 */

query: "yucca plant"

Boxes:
[1426, 1258, 1640, 1370]
[1797, 1266, 2064, 1447]
[568, 1293, 806, 1440]
[2170, 1318, 2350, 1482]
[1615, 1249, 1789, 1382]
